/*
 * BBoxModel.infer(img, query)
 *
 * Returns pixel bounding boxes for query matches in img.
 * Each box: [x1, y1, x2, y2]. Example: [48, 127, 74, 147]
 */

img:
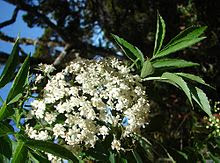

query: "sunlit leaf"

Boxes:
[190, 86, 212, 117]
[164, 26, 207, 48]
[7, 93, 22, 105]
[11, 141, 28, 163]
[140, 60, 154, 78]
[0, 96, 3, 104]
[6, 55, 30, 103]
[152, 58, 199, 69]
[25, 139, 78, 162]
[0, 38, 20, 89]
[153, 37, 205, 59]
[162, 72, 193, 106]
[111, 34, 144, 66]
[176, 73, 214, 89]
[153, 12, 166, 56]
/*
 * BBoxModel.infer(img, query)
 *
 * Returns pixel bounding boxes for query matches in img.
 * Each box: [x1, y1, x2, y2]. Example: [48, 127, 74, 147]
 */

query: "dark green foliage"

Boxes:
[0, 38, 19, 89]
[11, 141, 28, 163]
[141, 60, 154, 78]
[153, 12, 166, 56]
[0, 122, 14, 136]
[0, 55, 30, 121]
[25, 139, 79, 162]
[6, 55, 30, 103]
[113, 15, 212, 117]
[0, 136, 12, 159]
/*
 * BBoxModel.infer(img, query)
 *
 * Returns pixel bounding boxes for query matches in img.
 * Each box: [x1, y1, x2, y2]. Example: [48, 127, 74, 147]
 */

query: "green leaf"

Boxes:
[175, 151, 188, 160]
[142, 76, 166, 81]
[0, 136, 12, 159]
[0, 38, 20, 89]
[153, 12, 166, 56]
[152, 58, 199, 69]
[0, 121, 14, 136]
[7, 93, 23, 105]
[6, 55, 30, 103]
[133, 134, 152, 148]
[142, 76, 180, 88]
[209, 153, 220, 163]
[0, 102, 14, 121]
[0, 55, 30, 120]
[25, 139, 78, 162]
[164, 26, 207, 48]
[140, 60, 154, 78]
[12, 141, 28, 163]
[28, 150, 50, 163]
[111, 34, 144, 66]
[176, 73, 214, 89]
[132, 150, 143, 163]
[190, 86, 212, 117]
[0, 154, 2, 163]
[0, 154, 10, 163]
[120, 158, 128, 163]
[153, 37, 206, 59]
[109, 151, 116, 163]
[133, 134, 154, 161]
[168, 148, 188, 162]
[0, 96, 3, 104]
[161, 72, 193, 106]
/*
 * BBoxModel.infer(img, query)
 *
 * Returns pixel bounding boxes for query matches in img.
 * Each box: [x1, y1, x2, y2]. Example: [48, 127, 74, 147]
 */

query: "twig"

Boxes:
[0, 7, 19, 28]
[3, 0, 67, 42]
[0, 31, 64, 47]
[0, 51, 52, 65]
[53, 44, 72, 66]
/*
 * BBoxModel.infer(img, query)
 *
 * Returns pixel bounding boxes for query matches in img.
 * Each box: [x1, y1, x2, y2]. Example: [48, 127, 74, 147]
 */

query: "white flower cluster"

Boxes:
[38, 63, 56, 74]
[25, 57, 150, 152]
[205, 101, 220, 137]
[25, 125, 50, 141]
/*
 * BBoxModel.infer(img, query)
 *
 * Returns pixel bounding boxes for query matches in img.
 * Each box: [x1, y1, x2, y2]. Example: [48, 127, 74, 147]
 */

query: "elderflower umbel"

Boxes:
[25, 57, 150, 152]
[205, 101, 220, 137]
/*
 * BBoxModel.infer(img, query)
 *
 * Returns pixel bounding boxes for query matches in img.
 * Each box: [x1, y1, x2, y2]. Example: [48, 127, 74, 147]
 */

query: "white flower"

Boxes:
[25, 125, 38, 139]
[31, 100, 46, 119]
[35, 108, 45, 119]
[47, 153, 62, 163]
[38, 63, 55, 74]
[37, 130, 49, 140]
[31, 100, 46, 110]
[55, 101, 72, 114]
[25, 125, 49, 141]
[35, 74, 44, 84]
[45, 112, 57, 124]
[99, 126, 109, 138]
[111, 138, 122, 151]
[53, 124, 66, 138]
[44, 65, 55, 74]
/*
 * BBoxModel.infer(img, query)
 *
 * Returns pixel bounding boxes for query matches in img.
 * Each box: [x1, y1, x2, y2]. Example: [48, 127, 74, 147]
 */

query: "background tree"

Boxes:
[1, 0, 219, 91]
[0, 0, 220, 161]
